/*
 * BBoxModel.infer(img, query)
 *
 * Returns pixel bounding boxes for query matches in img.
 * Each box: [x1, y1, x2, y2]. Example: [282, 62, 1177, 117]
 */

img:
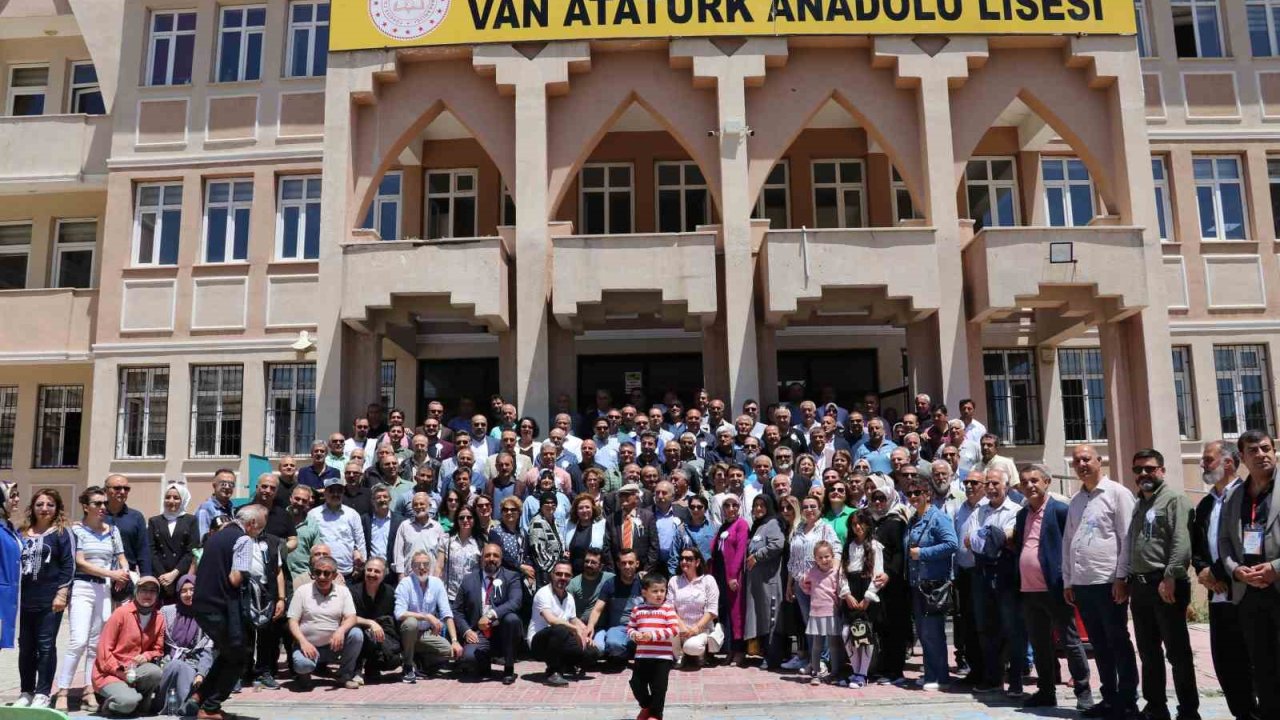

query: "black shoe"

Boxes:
[401, 669, 417, 684]
[1140, 707, 1172, 720]
[502, 671, 517, 685]
[1023, 692, 1058, 708]
[255, 674, 280, 690]
[545, 672, 569, 687]
[178, 699, 201, 718]
[1082, 702, 1113, 719]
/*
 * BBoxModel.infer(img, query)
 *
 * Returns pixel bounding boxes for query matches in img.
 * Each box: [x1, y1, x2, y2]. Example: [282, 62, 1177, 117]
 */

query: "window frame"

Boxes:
[1214, 344, 1276, 439]
[1171, 0, 1224, 58]
[146, 10, 198, 87]
[964, 156, 1021, 231]
[380, 359, 396, 409]
[0, 386, 17, 470]
[890, 166, 922, 224]
[215, 4, 267, 83]
[500, 184, 516, 227]
[1041, 156, 1097, 228]
[1171, 346, 1199, 441]
[578, 162, 634, 235]
[656, 160, 711, 233]
[1059, 348, 1108, 443]
[285, 1, 330, 78]
[132, 183, 183, 267]
[0, 222, 32, 290]
[1135, 1, 1154, 57]
[1152, 156, 1175, 242]
[202, 179, 253, 264]
[190, 364, 244, 458]
[753, 161, 791, 229]
[264, 362, 316, 456]
[810, 158, 867, 230]
[34, 384, 83, 468]
[361, 171, 402, 240]
[115, 367, 169, 460]
[275, 175, 322, 260]
[982, 349, 1043, 446]
[1193, 155, 1249, 241]
[424, 168, 478, 240]
[67, 61, 104, 115]
[52, 219, 97, 289]
[5, 63, 49, 116]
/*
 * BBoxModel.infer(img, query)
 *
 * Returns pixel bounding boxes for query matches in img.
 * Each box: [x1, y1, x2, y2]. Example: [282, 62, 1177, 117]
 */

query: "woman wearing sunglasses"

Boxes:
[905, 475, 959, 690]
[863, 474, 911, 686]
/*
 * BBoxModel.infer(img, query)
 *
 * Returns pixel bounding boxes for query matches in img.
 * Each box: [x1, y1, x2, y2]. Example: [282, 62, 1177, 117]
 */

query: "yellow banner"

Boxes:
[331, 0, 1135, 51]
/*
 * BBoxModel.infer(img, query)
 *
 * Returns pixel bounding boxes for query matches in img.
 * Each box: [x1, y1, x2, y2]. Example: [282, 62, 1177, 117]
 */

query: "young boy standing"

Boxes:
[627, 575, 680, 720]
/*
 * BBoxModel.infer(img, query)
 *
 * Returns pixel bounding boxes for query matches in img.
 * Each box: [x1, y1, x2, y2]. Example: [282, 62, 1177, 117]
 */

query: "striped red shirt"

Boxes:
[626, 602, 680, 660]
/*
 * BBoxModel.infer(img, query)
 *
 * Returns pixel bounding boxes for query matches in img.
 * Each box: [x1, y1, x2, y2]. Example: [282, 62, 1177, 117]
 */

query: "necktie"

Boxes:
[484, 576, 493, 606]
[622, 514, 634, 552]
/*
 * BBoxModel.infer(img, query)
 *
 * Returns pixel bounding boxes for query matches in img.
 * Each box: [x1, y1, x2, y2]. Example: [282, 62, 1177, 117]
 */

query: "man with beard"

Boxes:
[393, 551, 462, 682]
[528, 561, 595, 686]
[454, 543, 524, 683]
[854, 418, 896, 475]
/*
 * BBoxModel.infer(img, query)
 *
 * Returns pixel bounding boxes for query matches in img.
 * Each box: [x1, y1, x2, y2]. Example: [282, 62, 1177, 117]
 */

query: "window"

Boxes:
[1215, 344, 1275, 437]
[1042, 157, 1095, 227]
[265, 363, 316, 456]
[501, 185, 516, 227]
[965, 157, 1020, 231]
[216, 5, 266, 83]
[1135, 1, 1153, 57]
[1249, 0, 1280, 56]
[286, 1, 330, 77]
[1171, 347, 1198, 440]
[1194, 157, 1247, 241]
[276, 176, 321, 260]
[133, 184, 182, 266]
[380, 360, 396, 409]
[147, 10, 197, 86]
[0, 223, 31, 290]
[68, 62, 104, 115]
[1269, 159, 1280, 238]
[1153, 157, 1174, 242]
[425, 169, 477, 239]
[361, 171, 402, 240]
[54, 220, 96, 288]
[1172, 0, 1224, 58]
[891, 167, 922, 224]
[6, 65, 48, 116]
[191, 365, 243, 458]
[1059, 348, 1107, 443]
[811, 160, 865, 229]
[752, 162, 790, 229]
[983, 350, 1042, 445]
[0, 387, 16, 469]
[115, 368, 168, 459]
[34, 384, 83, 468]
[204, 180, 252, 263]
[657, 161, 710, 233]
[579, 163, 633, 235]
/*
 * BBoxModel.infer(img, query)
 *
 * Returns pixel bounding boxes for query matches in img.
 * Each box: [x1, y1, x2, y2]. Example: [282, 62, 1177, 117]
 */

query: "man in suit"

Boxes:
[453, 543, 524, 684]
[421, 416, 454, 462]
[1193, 440, 1257, 720]
[608, 484, 659, 574]
[1014, 464, 1093, 710]
[363, 485, 405, 587]
[1218, 429, 1280, 719]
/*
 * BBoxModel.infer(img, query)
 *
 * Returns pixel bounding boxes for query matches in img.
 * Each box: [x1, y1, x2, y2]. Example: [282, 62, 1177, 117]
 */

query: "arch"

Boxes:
[746, 47, 923, 214]
[546, 50, 721, 220]
[951, 48, 1118, 216]
[350, 59, 516, 232]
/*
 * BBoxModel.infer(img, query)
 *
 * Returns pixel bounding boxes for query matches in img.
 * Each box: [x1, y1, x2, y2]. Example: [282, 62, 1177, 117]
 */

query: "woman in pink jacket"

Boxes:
[710, 495, 749, 666]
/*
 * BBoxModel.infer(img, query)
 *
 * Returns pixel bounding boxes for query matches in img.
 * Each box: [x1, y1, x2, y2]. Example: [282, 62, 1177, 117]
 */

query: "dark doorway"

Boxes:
[777, 349, 879, 408]
[577, 354, 704, 411]
[418, 358, 500, 421]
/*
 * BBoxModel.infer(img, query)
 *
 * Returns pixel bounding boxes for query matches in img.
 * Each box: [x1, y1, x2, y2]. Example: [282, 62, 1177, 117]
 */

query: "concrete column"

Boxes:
[905, 316, 943, 401]
[874, 38, 986, 411]
[342, 326, 383, 427]
[672, 39, 786, 412]
[473, 43, 590, 426]
[1036, 346, 1068, 475]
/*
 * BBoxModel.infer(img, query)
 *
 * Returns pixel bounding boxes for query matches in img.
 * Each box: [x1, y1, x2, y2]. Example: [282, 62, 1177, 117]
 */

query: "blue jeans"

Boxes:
[912, 589, 950, 684]
[291, 627, 364, 681]
[594, 626, 632, 659]
[1072, 583, 1138, 710]
[19, 607, 64, 695]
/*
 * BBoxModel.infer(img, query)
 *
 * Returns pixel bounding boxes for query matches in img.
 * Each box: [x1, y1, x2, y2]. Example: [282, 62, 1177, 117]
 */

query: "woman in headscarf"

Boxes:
[156, 575, 212, 715]
[864, 473, 912, 685]
[524, 491, 564, 589]
[743, 494, 786, 669]
[148, 483, 198, 603]
[711, 494, 749, 666]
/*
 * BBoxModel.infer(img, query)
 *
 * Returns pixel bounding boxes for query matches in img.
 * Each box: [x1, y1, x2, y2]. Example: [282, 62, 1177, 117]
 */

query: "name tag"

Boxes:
[1244, 523, 1265, 556]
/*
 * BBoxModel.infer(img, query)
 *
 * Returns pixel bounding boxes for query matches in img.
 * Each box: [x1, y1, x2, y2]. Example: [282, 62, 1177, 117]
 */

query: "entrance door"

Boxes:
[418, 358, 500, 421]
[577, 354, 704, 410]
[777, 349, 879, 406]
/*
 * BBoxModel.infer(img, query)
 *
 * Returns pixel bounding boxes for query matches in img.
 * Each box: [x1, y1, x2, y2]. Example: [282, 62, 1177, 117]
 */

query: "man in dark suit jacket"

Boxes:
[607, 484, 659, 574]
[1012, 464, 1093, 709]
[453, 543, 524, 683]
[362, 487, 405, 586]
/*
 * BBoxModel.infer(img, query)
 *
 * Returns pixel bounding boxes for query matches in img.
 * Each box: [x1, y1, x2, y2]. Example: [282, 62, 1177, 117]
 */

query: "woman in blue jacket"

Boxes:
[12, 487, 75, 708]
[905, 476, 959, 690]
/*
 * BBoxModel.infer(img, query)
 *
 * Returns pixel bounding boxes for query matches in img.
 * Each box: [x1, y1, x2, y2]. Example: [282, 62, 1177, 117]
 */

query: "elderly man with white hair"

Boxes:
[966, 466, 1027, 697]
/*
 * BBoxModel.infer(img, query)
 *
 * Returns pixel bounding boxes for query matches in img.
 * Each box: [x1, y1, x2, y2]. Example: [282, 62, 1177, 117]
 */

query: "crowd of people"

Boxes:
[0, 387, 1277, 720]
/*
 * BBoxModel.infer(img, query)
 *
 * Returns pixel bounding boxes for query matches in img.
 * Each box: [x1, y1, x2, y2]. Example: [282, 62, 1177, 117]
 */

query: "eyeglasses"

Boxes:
[108, 486, 130, 493]
[963, 480, 981, 488]
[870, 495, 887, 502]
[906, 490, 925, 498]
[1132, 465, 1162, 475]
[313, 570, 336, 579]
[680, 556, 696, 562]
[458, 516, 475, 522]
[689, 505, 705, 511]
[501, 508, 519, 514]
[553, 572, 572, 579]
[87, 500, 108, 507]
[829, 488, 846, 494]
[344, 471, 361, 476]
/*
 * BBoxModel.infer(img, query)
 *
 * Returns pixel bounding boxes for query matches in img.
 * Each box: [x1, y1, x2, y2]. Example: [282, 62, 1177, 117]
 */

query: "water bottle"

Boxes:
[165, 687, 179, 715]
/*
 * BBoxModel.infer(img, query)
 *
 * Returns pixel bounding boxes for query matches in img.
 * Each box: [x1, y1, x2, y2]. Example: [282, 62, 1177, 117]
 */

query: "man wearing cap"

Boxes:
[307, 477, 366, 584]
[93, 576, 165, 716]
[608, 484, 659, 574]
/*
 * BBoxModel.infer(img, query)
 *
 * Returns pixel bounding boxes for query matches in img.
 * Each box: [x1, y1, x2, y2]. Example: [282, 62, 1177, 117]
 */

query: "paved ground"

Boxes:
[1, 623, 1231, 719]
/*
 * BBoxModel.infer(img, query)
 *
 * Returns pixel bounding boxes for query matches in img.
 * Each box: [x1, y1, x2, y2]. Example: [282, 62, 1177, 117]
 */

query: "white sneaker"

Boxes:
[30, 694, 51, 709]
[922, 682, 941, 691]
[11, 693, 32, 707]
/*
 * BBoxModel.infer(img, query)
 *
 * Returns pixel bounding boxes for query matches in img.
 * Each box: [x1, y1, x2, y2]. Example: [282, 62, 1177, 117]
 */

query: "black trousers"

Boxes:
[1129, 577, 1198, 718]
[244, 616, 285, 678]
[1239, 588, 1280, 719]
[876, 584, 911, 679]
[630, 658, 672, 719]
[1023, 591, 1091, 696]
[1208, 601, 1258, 720]
[531, 624, 587, 674]
[952, 567, 980, 672]
[194, 609, 249, 712]
[460, 613, 524, 675]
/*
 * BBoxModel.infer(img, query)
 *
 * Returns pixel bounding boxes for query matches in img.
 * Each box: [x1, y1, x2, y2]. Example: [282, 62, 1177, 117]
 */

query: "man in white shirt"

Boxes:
[393, 551, 462, 682]
[959, 398, 988, 445]
[528, 560, 593, 686]
[306, 479, 366, 583]
[344, 418, 378, 470]
[972, 434, 1019, 498]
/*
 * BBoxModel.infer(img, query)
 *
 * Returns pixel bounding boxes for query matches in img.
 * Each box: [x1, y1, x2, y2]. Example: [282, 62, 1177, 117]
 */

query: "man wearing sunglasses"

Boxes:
[288, 556, 363, 690]
[104, 474, 152, 576]
[195, 470, 237, 543]
[528, 560, 595, 686]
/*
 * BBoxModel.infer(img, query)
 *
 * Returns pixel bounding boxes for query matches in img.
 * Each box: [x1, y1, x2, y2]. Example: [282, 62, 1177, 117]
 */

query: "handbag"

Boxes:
[917, 579, 952, 616]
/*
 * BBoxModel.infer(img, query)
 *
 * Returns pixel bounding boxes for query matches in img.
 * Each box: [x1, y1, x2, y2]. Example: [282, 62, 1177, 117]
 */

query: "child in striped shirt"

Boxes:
[627, 575, 680, 720]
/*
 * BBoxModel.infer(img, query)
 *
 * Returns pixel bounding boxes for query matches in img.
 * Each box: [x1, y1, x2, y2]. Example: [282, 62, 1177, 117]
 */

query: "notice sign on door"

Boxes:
[624, 371, 643, 391]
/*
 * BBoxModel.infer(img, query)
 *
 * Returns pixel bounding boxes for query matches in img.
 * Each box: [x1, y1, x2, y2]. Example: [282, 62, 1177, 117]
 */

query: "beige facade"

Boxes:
[5, 1, 1280, 513]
